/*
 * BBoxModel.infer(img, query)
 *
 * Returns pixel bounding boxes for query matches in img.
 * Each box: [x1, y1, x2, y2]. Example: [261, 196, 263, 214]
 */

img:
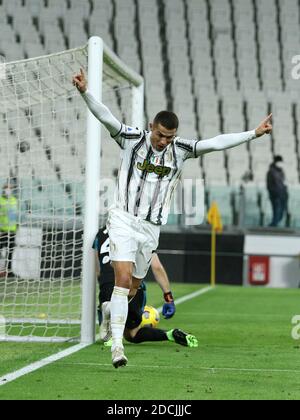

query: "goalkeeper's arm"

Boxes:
[151, 253, 176, 319]
[151, 253, 171, 295]
[73, 68, 121, 137]
[195, 114, 273, 157]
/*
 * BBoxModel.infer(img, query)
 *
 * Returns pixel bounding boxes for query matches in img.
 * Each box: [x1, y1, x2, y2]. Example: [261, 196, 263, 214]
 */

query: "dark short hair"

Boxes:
[274, 155, 283, 163]
[153, 111, 179, 130]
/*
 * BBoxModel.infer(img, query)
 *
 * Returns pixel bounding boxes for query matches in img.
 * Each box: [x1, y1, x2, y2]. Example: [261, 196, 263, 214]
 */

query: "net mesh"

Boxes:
[0, 43, 137, 342]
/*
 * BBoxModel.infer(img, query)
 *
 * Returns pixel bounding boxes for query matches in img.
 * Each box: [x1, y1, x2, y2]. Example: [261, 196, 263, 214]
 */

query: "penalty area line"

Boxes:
[58, 362, 300, 375]
[157, 285, 215, 314]
[0, 286, 214, 387]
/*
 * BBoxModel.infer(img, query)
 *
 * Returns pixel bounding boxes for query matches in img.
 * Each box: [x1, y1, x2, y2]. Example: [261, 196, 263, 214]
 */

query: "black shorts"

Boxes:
[99, 282, 146, 331]
[99, 282, 114, 306]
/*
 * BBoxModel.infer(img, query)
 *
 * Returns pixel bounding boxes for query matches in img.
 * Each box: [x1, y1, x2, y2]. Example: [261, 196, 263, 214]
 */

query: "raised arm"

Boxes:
[195, 114, 273, 157]
[73, 68, 122, 137]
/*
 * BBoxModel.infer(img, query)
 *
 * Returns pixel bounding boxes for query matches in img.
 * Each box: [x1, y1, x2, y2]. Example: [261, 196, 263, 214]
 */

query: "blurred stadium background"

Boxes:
[1, 0, 300, 226]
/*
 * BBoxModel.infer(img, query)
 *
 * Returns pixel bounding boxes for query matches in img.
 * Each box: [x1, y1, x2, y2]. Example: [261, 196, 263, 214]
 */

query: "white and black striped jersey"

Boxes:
[81, 90, 257, 225]
[111, 124, 200, 226]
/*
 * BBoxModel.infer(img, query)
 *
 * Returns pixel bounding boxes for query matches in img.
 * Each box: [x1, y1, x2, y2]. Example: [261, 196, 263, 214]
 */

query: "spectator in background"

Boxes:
[267, 156, 288, 227]
[0, 183, 18, 277]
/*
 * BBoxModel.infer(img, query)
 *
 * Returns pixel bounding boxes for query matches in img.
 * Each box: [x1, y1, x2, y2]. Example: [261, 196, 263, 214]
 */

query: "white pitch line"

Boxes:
[0, 286, 214, 387]
[56, 362, 300, 375]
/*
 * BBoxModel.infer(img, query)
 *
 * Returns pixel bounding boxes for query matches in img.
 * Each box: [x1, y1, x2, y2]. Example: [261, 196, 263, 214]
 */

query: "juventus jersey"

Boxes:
[111, 124, 200, 226]
[81, 89, 257, 227]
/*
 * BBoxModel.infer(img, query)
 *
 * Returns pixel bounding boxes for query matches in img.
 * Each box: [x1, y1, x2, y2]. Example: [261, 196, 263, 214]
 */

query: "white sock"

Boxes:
[110, 286, 129, 351]
[101, 301, 111, 320]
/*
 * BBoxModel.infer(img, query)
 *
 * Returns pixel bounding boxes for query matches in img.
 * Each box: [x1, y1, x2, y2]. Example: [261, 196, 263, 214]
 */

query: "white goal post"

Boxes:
[81, 37, 144, 344]
[0, 37, 144, 344]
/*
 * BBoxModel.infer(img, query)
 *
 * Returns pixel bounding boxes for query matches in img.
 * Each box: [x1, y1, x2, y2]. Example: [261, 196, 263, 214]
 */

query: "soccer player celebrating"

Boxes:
[73, 68, 273, 368]
[93, 227, 197, 349]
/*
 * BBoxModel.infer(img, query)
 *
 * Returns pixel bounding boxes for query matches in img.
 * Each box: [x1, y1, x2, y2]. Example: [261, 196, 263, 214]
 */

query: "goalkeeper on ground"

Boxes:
[93, 227, 198, 348]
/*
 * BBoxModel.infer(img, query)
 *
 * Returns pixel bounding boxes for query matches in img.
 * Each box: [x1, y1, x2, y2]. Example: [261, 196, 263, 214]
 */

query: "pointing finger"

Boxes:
[263, 113, 273, 124]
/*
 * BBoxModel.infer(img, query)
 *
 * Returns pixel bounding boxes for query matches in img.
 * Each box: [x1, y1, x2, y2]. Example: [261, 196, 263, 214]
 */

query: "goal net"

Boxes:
[0, 37, 144, 343]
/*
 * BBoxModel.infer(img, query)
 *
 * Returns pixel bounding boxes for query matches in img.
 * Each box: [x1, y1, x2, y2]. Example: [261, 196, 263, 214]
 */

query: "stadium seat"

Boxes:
[1, 0, 300, 229]
[289, 186, 300, 228]
[259, 187, 275, 227]
[208, 185, 234, 226]
[237, 185, 262, 227]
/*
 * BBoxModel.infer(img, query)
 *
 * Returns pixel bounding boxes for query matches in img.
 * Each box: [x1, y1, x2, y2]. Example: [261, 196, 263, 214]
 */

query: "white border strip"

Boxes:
[0, 286, 214, 387]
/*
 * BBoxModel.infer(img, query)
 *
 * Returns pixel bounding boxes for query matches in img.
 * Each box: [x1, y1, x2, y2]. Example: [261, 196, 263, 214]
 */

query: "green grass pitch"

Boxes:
[0, 284, 300, 400]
